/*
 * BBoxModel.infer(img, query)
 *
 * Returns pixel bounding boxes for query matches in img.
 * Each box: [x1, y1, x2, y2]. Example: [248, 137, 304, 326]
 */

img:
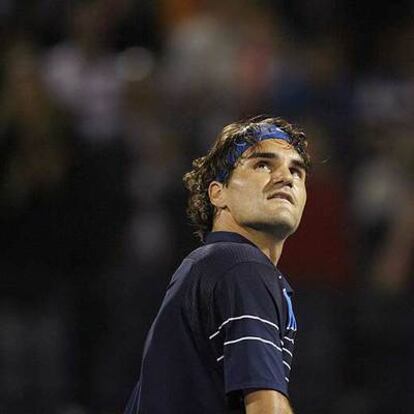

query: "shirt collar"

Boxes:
[204, 231, 294, 293]
[204, 231, 257, 247]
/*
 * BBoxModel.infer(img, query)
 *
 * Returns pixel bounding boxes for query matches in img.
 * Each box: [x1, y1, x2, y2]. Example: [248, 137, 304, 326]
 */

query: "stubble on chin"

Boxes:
[244, 215, 297, 241]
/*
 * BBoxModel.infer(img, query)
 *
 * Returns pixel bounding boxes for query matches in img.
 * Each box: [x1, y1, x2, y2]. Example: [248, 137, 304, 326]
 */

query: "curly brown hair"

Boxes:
[183, 116, 310, 241]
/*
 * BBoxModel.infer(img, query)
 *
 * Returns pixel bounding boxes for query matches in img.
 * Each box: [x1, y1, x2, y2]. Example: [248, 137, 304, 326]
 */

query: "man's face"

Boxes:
[220, 139, 307, 238]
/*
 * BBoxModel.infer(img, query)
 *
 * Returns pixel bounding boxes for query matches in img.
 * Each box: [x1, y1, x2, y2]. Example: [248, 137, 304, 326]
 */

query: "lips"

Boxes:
[267, 192, 294, 204]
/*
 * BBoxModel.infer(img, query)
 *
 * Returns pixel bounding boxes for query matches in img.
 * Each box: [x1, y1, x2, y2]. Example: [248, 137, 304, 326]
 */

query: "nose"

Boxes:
[271, 163, 293, 187]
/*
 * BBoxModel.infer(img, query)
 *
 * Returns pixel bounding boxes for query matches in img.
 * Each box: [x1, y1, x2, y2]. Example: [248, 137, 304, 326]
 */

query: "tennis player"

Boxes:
[124, 116, 310, 413]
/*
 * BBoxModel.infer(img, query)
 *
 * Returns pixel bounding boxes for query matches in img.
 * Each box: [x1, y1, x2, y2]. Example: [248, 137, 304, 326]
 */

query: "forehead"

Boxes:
[242, 139, 300, 161]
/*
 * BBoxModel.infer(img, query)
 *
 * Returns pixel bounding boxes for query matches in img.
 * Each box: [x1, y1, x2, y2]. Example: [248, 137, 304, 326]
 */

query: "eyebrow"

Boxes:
[247, 152, 277, 160]
[246, 151, 307, 171]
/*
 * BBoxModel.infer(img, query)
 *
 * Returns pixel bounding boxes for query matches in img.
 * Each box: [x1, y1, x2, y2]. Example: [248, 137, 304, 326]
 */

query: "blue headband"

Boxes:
[216, 123, 291, 182]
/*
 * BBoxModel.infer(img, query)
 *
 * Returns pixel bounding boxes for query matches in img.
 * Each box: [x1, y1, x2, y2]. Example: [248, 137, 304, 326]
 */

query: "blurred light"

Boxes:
[117, 47, 155, 82]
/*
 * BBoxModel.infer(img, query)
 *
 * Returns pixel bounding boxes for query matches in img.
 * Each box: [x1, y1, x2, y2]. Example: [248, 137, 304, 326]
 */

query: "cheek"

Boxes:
[229, 175, 258, 195]
[294, 184, 307, 209]
[299, 188, 307, 210]
[227, 178, 261, 210]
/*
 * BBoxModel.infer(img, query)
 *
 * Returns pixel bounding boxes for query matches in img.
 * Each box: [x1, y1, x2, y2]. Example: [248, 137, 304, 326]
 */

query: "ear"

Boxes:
[208, 181, 227, 209]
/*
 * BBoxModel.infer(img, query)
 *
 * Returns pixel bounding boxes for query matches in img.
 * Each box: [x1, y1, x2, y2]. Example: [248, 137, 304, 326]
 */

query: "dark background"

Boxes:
[0, 1, 413, 413]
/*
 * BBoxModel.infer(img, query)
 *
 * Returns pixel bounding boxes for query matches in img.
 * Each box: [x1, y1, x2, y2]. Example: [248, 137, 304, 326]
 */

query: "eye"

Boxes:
[290, 167, 304, 179]
[255, 161, 271, 172]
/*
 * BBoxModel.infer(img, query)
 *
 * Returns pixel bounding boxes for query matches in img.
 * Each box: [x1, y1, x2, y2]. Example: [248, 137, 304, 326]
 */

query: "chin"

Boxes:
[249, 218, 297, 240]
[270, 221, 297, 239]
[270, 210, 299, 233]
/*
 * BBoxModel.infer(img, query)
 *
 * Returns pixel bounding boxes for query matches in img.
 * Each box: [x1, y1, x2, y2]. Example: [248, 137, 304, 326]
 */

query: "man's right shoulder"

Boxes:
[185, 241, 268, 279]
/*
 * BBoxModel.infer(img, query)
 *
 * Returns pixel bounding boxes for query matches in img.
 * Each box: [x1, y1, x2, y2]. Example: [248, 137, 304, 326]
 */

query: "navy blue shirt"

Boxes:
[124, 231, 297, 414]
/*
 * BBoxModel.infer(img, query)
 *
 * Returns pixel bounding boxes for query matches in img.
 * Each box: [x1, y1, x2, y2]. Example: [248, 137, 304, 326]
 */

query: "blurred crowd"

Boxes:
[0, 1, 413, 413]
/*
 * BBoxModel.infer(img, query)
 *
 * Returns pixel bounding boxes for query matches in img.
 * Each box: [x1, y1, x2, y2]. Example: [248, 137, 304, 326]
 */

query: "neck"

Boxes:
[212, 220, 285, 266]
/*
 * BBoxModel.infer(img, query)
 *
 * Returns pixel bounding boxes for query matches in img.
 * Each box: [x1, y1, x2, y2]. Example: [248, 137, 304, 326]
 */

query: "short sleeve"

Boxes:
[208, 261, 290, 398]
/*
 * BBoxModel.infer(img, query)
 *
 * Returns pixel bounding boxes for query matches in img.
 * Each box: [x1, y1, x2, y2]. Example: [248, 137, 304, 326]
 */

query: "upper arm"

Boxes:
[244, 389, 294, 414]
[207, 262, 292, 401]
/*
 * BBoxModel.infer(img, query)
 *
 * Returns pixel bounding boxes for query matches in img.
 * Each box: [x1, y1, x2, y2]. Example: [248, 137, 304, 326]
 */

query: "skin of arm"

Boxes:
[244, 390, 294, 414]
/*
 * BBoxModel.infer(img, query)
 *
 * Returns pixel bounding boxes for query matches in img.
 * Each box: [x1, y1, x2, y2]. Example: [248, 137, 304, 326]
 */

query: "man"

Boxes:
[124, 116, 310, 413]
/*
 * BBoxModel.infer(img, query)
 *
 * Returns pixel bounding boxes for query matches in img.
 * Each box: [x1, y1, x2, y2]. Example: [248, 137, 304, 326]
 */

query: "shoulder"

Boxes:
[177, 239, 281, 308]
[186, 241, 273, 278]
[182, 243, 278, 304]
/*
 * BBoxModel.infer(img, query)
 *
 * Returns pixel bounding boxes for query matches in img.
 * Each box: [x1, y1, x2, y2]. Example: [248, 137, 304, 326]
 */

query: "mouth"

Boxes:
[267, 192, 294, 204]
